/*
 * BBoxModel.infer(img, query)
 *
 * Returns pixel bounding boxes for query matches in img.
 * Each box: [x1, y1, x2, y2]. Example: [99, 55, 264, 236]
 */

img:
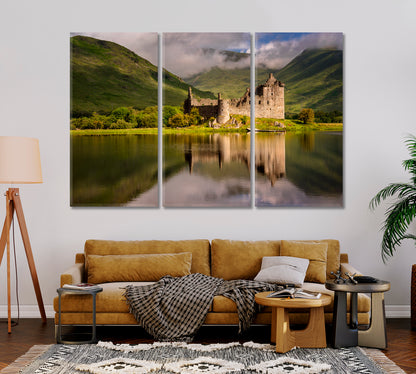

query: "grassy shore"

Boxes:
[70, 128, 159, 136]
[255, 118, 343, 132]
[70, 120, 343, 136]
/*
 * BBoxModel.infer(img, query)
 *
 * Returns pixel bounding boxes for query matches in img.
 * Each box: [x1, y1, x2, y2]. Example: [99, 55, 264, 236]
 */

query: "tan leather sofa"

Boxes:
[54, 239, 370, 330]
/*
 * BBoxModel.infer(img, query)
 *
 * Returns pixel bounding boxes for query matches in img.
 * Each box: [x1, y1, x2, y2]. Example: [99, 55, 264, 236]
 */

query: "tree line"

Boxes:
[286, 109, 343, 124]
[70, 106, 343, 130]
[70, 106, 204, 130]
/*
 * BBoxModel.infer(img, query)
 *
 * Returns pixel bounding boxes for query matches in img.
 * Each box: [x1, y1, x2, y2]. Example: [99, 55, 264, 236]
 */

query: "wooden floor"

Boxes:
[0, 318, 415, 373]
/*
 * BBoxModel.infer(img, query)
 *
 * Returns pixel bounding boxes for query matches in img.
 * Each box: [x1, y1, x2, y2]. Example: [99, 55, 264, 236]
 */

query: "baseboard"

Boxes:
[0, 304, 411, 319]
[385, 304, 410, 318]
[0, 304, 55, 319]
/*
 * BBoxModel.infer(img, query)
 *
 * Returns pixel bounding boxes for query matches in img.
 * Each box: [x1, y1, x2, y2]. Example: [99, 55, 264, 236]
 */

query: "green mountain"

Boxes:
[185, 49, 343, 114]
[184, 49, 250, 99]
[185, 67, 250, 99]
[260, 49, 343, 114]
[71, 37, 342, 117]
[71, 36, 214, 117]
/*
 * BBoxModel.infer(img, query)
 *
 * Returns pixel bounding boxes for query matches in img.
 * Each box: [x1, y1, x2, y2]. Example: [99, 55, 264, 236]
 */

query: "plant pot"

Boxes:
[412, 264, 416, 330]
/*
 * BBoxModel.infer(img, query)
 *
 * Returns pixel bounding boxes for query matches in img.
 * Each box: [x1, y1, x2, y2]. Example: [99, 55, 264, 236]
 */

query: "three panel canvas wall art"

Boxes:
[70, 32, 343, 208]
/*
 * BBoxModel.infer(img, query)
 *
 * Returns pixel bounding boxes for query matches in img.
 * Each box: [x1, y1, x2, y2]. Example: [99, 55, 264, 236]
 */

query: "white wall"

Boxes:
[1, 0, 415, 318]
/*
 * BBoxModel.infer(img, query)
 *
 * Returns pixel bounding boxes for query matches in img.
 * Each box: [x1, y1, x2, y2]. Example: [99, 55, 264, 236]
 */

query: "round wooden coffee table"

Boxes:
[255, 291, 331, 353]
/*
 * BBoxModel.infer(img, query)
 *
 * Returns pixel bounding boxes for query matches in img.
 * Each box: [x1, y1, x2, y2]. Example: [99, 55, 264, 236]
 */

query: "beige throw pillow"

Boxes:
[254, 256, 309, 286]
[280, 240, 328, 283]
[87, 252, 192, 283]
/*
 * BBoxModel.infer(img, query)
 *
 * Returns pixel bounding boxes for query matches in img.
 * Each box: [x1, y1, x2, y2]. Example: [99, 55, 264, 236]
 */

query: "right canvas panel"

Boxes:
[255, 33, 344, 207]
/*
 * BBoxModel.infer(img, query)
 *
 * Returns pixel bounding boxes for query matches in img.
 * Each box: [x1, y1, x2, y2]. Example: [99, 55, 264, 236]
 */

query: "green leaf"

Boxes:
[370, 134, 416, 262]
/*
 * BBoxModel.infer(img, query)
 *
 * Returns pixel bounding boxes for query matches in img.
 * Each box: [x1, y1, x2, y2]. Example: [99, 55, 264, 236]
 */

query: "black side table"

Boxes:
[325, 280, 390, 349]
[56, 286, 103, 344]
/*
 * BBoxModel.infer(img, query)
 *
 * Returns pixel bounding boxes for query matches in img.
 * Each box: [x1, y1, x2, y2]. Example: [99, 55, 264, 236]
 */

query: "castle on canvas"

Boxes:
[184, 73, 285, 124]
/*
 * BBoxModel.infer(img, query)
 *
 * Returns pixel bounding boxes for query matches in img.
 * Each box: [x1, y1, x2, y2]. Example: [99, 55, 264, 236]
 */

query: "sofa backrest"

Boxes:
[211, 239, 340, 281]
[80, 238, 340, 282]
[296, 239, 340, 280]
[84, 239, 211, 276]
[211, 239, 281, 280]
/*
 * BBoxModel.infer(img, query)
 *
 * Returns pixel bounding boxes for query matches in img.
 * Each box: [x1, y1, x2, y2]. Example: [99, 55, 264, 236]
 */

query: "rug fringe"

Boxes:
[0, 345, 52, 374]
[360, 347, 407, 374]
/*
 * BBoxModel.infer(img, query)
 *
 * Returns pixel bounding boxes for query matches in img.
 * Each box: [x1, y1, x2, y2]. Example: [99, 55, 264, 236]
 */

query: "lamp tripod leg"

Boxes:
[0, 191, 14, 333]
[0, 189, 47, 333]
[6, 193, 11, 333]
[12, 190, 46, 323]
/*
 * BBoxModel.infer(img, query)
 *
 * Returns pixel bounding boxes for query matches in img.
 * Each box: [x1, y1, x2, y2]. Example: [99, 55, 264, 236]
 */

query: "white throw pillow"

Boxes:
[254, 256, 309, 286]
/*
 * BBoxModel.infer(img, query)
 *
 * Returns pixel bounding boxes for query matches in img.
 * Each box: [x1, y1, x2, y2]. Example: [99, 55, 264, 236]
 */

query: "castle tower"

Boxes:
[265, 73, 277, 86]
[184, 87, 193, 114]
[217, 93, 230, 124]
[255, 73, 285, 119]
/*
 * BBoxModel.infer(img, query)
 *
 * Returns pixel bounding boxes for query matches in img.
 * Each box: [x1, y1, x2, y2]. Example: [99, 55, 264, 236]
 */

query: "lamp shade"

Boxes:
[0, 136, 42, 184]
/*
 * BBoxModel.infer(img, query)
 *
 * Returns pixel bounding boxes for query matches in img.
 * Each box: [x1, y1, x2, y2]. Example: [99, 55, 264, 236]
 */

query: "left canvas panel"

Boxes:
[70, 33, 159, 207]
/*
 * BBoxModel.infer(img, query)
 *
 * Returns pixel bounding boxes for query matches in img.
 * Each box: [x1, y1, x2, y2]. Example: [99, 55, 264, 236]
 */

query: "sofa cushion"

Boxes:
[84, 239, 210, 275]
[254, 256, 309, 286]
[280, 241, 327, 283]
[211, 282, 370, 314]
[54, 281, 370, 317]
[54, 282, 154, 313]
[87, 252, 192, 283]
[54, 281, 213, 314]
[211, 239, 280, 280]
[294, 239, 340, 279]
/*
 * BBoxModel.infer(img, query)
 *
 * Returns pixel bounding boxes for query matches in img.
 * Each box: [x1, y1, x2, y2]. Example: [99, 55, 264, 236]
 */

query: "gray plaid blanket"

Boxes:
[124, 273, 278, 341]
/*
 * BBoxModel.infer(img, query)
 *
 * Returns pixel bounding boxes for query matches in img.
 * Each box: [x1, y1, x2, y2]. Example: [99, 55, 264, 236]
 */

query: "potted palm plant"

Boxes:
[369, 134, 416, 330]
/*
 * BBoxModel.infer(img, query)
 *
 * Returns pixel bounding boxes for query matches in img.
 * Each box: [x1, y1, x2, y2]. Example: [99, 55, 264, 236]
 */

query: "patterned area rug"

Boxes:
[1, 341, 405, 374]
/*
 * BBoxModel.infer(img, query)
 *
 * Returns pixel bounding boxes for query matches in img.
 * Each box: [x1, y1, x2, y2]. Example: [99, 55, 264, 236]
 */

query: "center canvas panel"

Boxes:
[162, 33, 251, 207]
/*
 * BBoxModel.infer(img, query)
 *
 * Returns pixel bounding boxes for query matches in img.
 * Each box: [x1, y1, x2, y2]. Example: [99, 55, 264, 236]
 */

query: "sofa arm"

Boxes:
[340, 262, 363, 277]
[60, 263, 85, 287]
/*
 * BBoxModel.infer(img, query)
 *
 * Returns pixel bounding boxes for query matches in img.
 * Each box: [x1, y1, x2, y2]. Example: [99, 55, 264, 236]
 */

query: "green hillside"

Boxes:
[163, 69, 215, 106]
[257, 49, 343, 113]
[71, 37, 343, 117]
[185, 49, 343, 114]
[185, 67, 250, 99]
[71, 36, 214, 117]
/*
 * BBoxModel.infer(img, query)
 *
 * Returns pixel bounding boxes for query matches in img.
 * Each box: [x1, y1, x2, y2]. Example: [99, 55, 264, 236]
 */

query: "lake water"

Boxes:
[163, 133, 251, 207]
[255, 132, 343, 207]
[71, 134, 158, 207]
[70, 131, 343, 207]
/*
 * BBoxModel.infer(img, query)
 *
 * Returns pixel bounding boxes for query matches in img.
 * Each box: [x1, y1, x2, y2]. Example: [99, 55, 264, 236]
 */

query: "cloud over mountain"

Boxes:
[73, 32, 343, 79]
[163, 33, 251, 78]
[256, 33, 343, 69]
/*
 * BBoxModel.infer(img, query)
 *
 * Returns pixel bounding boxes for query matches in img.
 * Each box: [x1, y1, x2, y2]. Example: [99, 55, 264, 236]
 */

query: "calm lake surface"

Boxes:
[163, 133, 251, 207]
[255, 132, 343, 207]
[71, 134, 158, 206]
[70, 131, 342, 207]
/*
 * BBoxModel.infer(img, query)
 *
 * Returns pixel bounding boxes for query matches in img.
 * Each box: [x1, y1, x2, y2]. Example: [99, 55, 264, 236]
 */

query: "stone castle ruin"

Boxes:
[184, 73, 285, 124]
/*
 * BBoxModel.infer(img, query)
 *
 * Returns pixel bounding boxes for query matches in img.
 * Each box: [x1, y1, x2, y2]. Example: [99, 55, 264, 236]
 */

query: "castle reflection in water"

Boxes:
[182, 132, 286, 186]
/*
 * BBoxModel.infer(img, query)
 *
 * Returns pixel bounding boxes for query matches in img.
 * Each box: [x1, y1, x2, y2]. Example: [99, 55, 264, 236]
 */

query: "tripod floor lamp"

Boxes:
[0, 136, 46, 333]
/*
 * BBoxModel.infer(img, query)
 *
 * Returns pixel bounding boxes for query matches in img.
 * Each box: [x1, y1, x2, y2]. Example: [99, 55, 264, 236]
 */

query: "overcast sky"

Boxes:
[163, 33, 251, 77]
[73, 32, 343, 78]
[256, 32, 343, 70]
